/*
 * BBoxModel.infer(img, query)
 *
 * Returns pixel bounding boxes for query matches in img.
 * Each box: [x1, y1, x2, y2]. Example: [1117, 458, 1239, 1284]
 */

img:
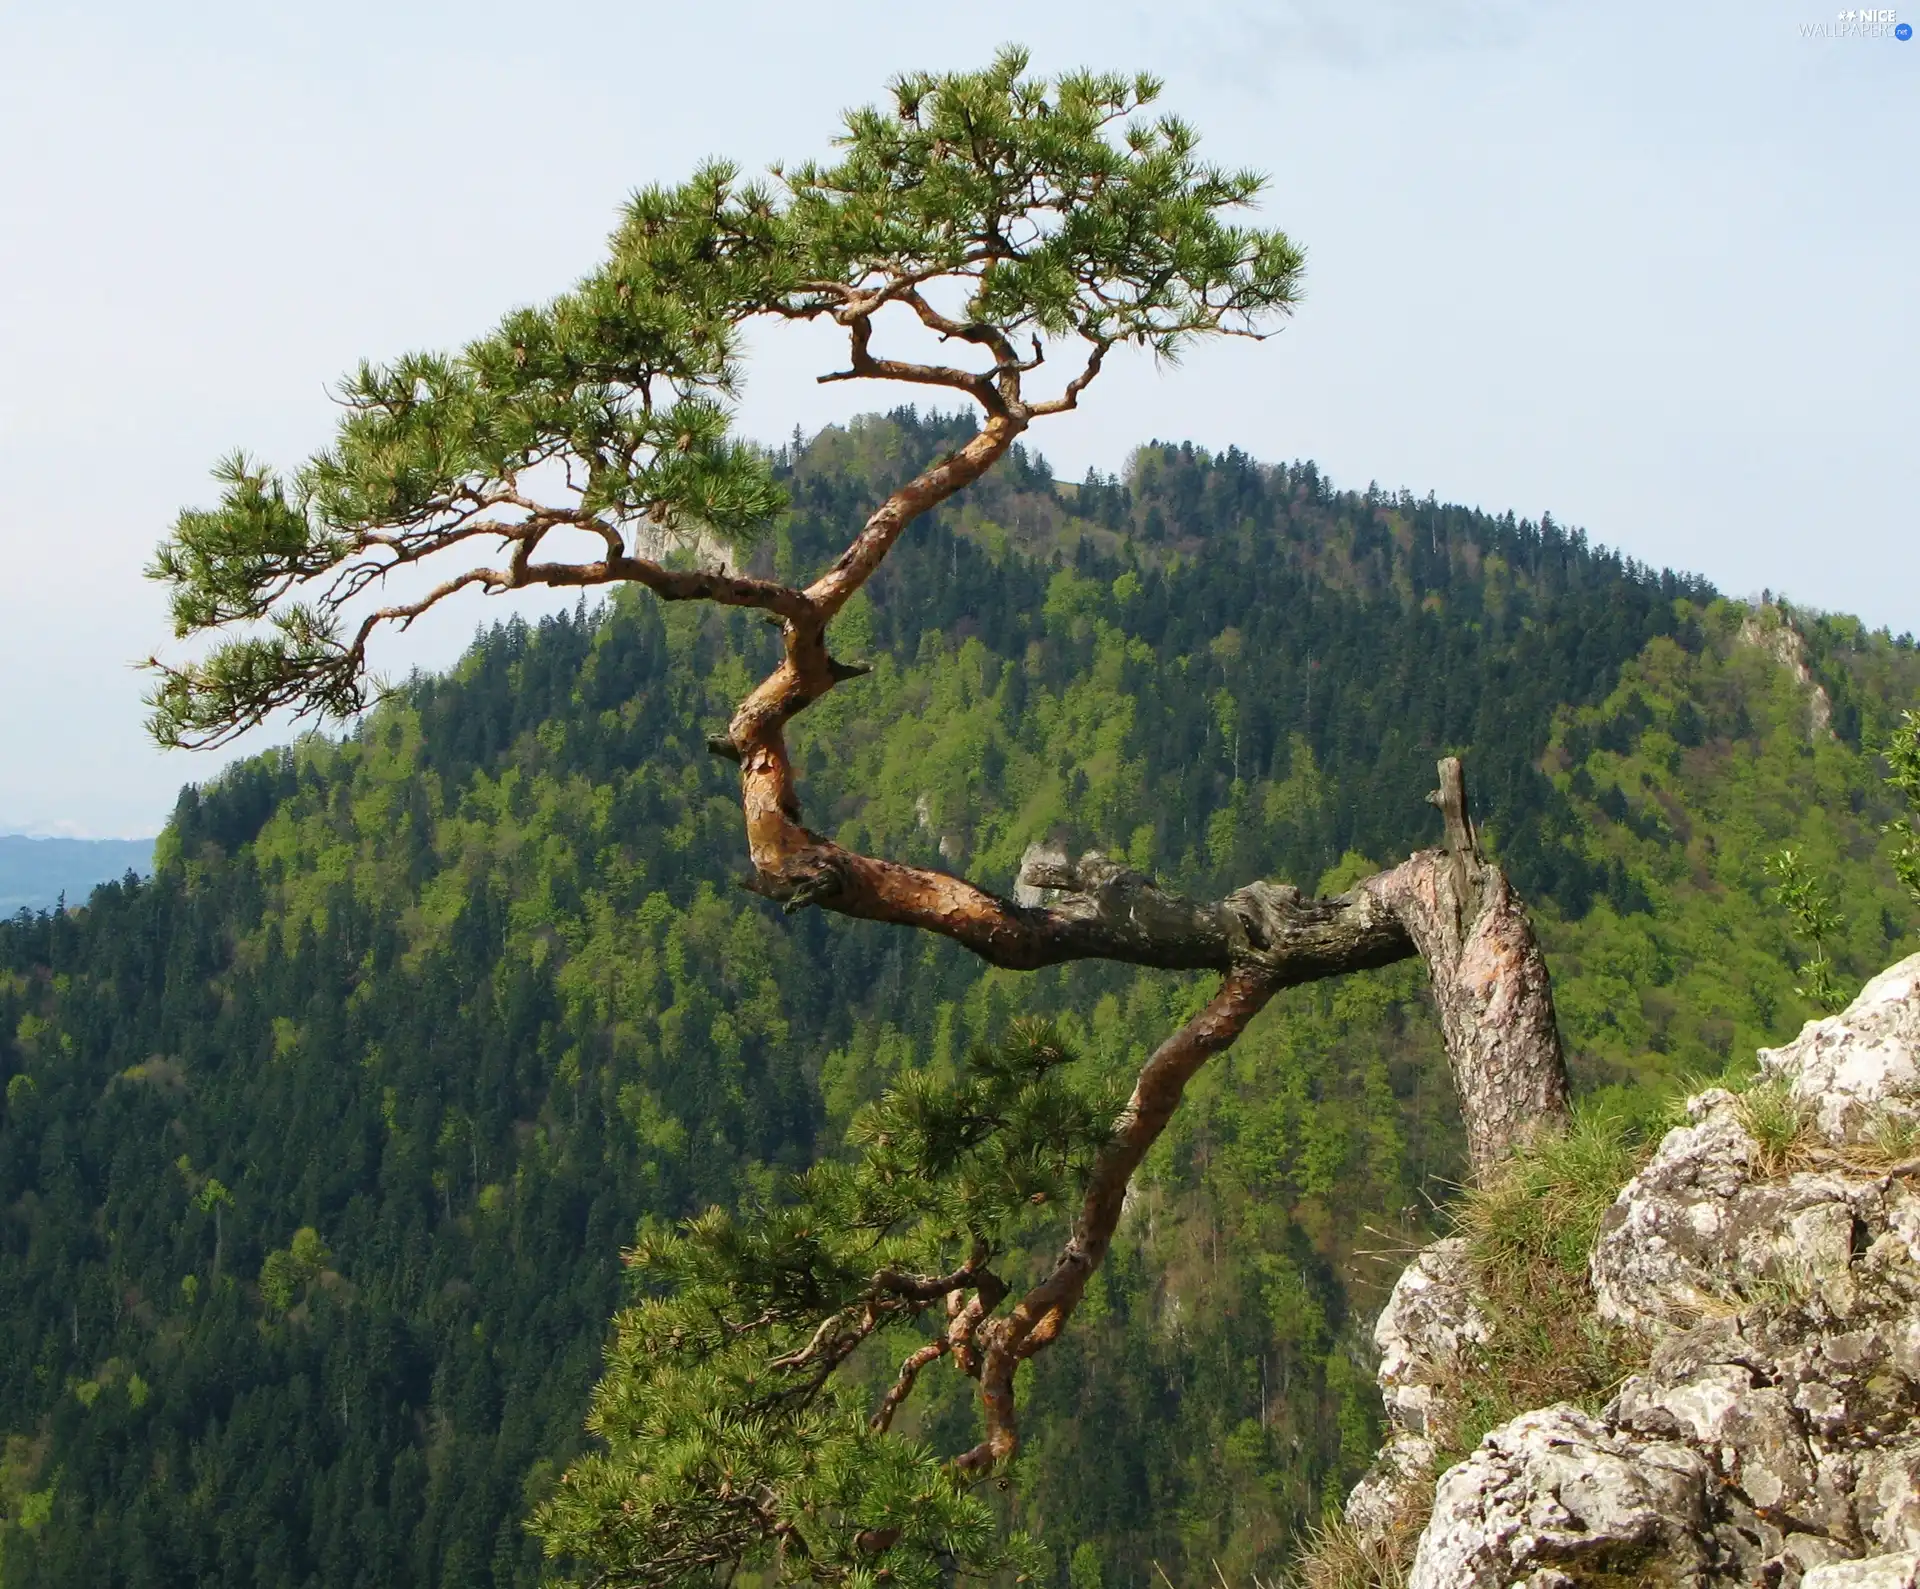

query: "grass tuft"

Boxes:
[1860, 1106, 1920, 1168]
[1287, 1102, 1655, 1588]
[1435, 1103, 1650, 1460]
[1456, 1105, 1646, 1283]
[1732, 1078, 1818, 1178]
[1284, 1509, 1418, 1589]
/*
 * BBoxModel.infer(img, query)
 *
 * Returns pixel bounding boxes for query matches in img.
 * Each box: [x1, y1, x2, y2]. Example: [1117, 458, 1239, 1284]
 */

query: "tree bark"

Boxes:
[1367, 758, 1571, 1171]
[957, 963, 1284, 1469]
[1001, 763, 1571, 1173]
[678, 331, 1573, 1463]
[922, 759, 1573, 1466]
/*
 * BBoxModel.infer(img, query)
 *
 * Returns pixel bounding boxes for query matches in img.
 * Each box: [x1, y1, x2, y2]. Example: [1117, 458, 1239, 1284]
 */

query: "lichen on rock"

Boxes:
[1333, 951, 1920, 1589]
[1409, 1404, 1719, 1588]
[1344, 1237, 1489, 1540]
[1800, 1554, 1920, 1589]
[1758, 957, 1920, 1148]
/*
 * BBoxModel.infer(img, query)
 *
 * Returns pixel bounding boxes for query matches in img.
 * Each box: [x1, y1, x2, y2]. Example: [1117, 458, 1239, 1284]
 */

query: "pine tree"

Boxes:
[142, 50, 1572, 1586]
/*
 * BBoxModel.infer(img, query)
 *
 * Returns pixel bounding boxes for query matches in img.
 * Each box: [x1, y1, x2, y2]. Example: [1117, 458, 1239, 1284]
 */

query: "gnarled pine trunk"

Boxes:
[920, 757, 1573, 1468]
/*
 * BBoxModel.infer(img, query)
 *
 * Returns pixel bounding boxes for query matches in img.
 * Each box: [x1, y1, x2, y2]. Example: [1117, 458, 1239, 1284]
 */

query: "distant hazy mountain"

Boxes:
[0, 833, 155, 914]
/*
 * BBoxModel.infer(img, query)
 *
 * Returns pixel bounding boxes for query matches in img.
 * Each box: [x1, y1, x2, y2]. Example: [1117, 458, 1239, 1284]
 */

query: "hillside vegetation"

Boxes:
[2, 411, 1916, 1588]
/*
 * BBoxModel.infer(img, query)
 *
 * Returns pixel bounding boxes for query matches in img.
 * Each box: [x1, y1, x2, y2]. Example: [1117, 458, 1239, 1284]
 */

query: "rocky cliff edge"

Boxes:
[1340, 953, 1920, 1589]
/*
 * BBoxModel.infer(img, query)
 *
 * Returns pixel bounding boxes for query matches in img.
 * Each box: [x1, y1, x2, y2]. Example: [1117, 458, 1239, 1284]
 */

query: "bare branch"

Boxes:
[816, 314, 1005, 414]
[519, 555, 813, 619]
[945, 1270, 1008, 1380]
[955, 964, 1284, 1470]
[871, 1340, 948, 1433]
[732, 810, 1416, 978]
[900, 287, 1021, 374]
[869, 1241, 987, 1302]
[1028, 338, 1111, 417]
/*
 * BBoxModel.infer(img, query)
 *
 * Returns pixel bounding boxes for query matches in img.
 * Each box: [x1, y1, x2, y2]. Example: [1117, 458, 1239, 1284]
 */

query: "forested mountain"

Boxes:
[0, 838, 155, 917]
[3, 411, 1917, 1588]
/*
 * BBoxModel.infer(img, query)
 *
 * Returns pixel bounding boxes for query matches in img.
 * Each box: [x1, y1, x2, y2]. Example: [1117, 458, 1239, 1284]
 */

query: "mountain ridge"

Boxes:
[2, 410, 1916, 1587]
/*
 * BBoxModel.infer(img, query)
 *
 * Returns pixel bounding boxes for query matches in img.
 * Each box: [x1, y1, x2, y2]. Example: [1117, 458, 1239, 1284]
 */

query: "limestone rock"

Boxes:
[1407, 1405, 1718, 1588]
[1374, 1237, 1489, 1439]
[1759, 954, 1920, 1146]
[1588, 1085, 1895, 1334]
[1344, 1238, 1487, 1536]
[1802, 1555, 1920, 1589]
[1739, 608, 1836, 742]
[1338, 954, 1920, 1588]
[1343, 1430, 1438, 1543]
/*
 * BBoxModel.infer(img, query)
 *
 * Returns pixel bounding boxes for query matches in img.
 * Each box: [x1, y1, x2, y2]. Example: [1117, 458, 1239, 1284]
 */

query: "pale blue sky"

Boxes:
[1, 0, 1913, 836]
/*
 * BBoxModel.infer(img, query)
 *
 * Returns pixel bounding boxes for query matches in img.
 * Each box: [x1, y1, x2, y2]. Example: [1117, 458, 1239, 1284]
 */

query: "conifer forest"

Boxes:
[6, 412, 1919, 1585]
[3, 46, 1918, 1589]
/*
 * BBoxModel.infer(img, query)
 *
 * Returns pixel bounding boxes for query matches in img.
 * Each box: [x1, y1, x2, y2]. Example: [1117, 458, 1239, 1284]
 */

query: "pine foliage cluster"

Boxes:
[538, 1021, 1109, 1585]
[144, 50, 1301, 753]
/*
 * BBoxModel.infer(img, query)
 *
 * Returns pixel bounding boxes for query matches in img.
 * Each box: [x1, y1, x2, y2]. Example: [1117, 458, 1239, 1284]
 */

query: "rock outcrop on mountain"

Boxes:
[1343, 954, 1920, 1588]
[1739, 608, 1836, 743]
